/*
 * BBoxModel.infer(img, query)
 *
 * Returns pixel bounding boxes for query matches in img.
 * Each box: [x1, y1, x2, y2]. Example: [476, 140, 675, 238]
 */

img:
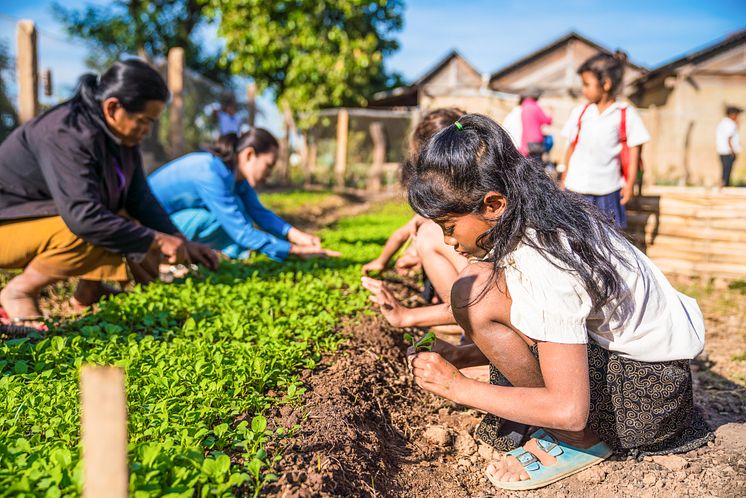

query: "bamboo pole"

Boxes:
[16, 20, 38, 124]
[168, 47, 185, 157]
[334, 109, 349, 189]
[80, 366, 128, 498]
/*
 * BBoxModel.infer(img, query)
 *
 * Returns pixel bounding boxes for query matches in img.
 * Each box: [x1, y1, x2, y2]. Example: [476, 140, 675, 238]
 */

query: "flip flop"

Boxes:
[486, 429, 613, 491]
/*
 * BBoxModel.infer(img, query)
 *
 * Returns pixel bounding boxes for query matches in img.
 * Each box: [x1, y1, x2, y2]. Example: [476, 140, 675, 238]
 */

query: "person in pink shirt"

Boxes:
[519, 90, 552, 162]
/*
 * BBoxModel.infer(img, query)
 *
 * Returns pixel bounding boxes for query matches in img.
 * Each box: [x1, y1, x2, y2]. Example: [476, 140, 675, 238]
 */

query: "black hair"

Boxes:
[402, 107, 464, 185]
[407, 114, 632, 312]
[726, 106, 743, 116]
[208, 128, 279, 170]
[577, 51, 627, 97]
[73, 59, 169, 113]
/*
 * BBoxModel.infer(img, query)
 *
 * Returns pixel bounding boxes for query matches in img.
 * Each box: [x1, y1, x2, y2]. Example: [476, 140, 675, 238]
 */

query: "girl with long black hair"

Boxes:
[401, 114, 711, 490]
[0, 59, 217, 328]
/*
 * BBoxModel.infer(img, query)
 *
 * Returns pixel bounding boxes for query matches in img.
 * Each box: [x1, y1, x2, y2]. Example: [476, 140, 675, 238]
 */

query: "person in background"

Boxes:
[362, 108, 469, 326]
[560, 52, 649, 228]
[148, 129, 339, 261]
[519, 89, 552, 164]
[716, 105, 742, 187]
[215, 97, 243, 136]
[0, 60, 217, 327]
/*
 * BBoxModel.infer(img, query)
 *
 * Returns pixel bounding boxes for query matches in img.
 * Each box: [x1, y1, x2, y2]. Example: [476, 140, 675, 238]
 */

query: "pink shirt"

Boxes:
[520, 98, 552, 156]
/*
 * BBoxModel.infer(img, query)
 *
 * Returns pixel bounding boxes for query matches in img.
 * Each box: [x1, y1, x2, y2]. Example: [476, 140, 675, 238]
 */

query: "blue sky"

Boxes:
[1, 0, 745, 132]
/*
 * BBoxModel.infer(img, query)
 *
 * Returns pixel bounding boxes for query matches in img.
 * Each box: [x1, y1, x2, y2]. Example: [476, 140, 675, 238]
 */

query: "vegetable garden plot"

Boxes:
[0, 203, 412, 497]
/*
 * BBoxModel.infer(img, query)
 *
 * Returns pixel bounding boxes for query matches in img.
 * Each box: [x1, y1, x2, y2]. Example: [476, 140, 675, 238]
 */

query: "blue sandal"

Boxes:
[486, 429, 613, 491]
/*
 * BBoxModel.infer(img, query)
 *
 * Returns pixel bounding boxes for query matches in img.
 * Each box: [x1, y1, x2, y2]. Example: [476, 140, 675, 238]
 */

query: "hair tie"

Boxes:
[454, 121, 463, 131]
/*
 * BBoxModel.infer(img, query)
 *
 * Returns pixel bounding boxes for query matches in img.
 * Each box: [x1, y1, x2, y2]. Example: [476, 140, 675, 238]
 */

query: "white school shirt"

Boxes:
[716, 118, 741, 155]
[500, 229, 705, 363]
[502, 106, 523, 149]
[561, 102, 650, 196]
[218, 111, 243, 135]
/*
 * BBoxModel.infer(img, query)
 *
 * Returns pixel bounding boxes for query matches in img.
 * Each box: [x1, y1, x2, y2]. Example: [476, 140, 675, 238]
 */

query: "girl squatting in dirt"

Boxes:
[405, 114, 713, 490]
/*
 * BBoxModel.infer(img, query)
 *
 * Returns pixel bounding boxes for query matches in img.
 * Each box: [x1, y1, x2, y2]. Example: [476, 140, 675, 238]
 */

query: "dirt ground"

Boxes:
[264, 276, 746, 498]
[3, 195, 745, 497]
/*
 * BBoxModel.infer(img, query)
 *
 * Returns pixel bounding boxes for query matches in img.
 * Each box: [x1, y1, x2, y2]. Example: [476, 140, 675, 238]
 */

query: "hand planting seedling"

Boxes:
[403, 331, 436, 352]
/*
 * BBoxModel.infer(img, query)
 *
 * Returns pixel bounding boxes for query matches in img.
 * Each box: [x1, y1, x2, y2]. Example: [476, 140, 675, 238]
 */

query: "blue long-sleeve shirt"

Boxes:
[148, 152, 292, 260]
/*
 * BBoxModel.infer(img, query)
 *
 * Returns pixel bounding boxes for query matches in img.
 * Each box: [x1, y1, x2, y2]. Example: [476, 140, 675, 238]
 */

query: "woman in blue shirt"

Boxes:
[148, 129, 338, 261]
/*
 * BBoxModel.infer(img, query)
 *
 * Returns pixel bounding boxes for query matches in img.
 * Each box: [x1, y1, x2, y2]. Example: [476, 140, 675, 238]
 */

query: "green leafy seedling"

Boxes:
[403, 331, 436, 352]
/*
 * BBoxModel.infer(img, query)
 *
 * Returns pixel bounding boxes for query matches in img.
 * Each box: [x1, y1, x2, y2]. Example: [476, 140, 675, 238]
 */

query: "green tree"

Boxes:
[208, 0, 404, 121]
[52, 0, 230, 83]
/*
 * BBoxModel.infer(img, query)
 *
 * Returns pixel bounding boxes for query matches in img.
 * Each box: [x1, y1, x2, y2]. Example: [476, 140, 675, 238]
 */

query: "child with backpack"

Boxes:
[560, 51, 649, 228]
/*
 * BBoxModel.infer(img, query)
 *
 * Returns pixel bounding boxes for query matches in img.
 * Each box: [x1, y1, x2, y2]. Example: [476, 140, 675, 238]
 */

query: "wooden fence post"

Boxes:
[80, 365, 128, 498]
[304, 130, 318, 187]
[168, 47, 185, 157]
[16, 20, 38, 124]
[246, 82, 256, 128]
[368, 121, 385, 192]
[334, 109, 349, 189]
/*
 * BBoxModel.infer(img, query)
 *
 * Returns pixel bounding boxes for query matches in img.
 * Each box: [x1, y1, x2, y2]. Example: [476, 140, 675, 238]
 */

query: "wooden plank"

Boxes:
[334, 109, 349, 188]
[368, 121, 385, 192]
[652, 258, 746, 280]
[168, 47, 185, 156]
[80, 366, 128, 498]
[626, 212, 746, 231]
[626, 219, 746, 243]
[16, 20, 38, 124]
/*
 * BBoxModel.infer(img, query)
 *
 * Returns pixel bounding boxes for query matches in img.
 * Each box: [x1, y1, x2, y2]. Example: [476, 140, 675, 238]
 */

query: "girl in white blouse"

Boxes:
[400, 114, 711, 491]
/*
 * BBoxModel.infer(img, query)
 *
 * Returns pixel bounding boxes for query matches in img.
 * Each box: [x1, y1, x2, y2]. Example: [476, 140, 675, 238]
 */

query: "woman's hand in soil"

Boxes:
[410, 352, 466, 401]
[152, 232, 189, 264]
[288, 227, 321, 248]
[361, 277, 409, 328]
[289, 245, 342, 260]
[361, 258, 386, 275]
[185, 241, 219, 270]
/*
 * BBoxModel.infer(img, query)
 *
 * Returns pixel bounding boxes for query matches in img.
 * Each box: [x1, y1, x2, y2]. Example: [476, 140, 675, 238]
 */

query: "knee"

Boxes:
[414, 220, 443, 254]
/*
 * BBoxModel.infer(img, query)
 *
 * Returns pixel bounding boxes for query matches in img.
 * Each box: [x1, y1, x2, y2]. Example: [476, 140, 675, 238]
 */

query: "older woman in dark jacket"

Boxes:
[0, 59, 217, 325]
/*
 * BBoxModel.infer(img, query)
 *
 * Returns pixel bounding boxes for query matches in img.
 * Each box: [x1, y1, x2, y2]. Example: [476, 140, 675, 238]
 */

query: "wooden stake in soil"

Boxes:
[168, 47, 185, 157]
[80, 365, 128, 498]
[335, 108, 349, 189]
[16, 20, 38, 124]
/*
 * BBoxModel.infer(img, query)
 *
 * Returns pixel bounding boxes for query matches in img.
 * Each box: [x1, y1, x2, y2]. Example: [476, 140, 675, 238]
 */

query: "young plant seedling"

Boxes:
[403, 331, 436, 352]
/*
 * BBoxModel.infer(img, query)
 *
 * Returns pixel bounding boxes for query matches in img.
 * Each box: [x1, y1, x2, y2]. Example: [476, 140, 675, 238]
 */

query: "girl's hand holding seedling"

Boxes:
[410, 351, 466, 401]
[394, 252, 421, 275]
[362, 277, 408, 327]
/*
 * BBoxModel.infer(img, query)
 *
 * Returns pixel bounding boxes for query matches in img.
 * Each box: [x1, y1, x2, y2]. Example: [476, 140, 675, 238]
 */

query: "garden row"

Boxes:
[0, 198, 412, 497]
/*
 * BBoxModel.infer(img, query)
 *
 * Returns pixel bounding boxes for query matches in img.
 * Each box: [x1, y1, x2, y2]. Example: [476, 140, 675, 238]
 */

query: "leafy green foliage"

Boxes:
[0, 201, 412, 496]
[207, 0, 405, 124]
[52, 0, 229, 82]
[403, 331, 436, 352]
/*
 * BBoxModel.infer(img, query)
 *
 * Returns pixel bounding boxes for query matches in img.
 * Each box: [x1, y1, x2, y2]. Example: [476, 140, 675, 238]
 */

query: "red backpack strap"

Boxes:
[570, 103, 591, 150]
[619, 106, 628, 144]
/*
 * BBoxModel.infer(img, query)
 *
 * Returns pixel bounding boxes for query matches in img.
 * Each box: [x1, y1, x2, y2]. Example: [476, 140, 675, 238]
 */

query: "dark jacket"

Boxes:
[0, 99, 178, 255]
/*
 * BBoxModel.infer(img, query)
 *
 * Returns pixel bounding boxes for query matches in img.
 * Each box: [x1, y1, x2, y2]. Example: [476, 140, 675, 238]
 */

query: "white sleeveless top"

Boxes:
[499, 230, 705, 362]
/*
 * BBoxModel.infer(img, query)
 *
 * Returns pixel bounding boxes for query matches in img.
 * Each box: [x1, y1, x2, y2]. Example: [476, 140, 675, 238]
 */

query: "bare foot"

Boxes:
[486, 428, 599, 484]
[71, 280, 123, 311]
[0, 285, 45, 326]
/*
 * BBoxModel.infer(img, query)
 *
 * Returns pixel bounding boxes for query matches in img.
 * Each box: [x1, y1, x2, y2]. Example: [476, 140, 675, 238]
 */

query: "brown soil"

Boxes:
[264, 277, 746, 498]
